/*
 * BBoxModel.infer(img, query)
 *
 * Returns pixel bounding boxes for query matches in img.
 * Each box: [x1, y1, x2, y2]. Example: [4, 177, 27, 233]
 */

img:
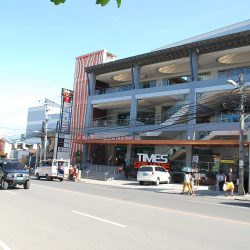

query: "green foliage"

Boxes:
[50, 0, 121, 7]
[50, 0, 65, 5]
[73, 150, 82, 164]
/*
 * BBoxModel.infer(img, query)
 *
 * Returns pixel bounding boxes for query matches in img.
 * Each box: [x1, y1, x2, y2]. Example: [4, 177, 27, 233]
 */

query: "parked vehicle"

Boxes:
[0, 160, 30, 190]
[170, 166, 192, 183]
[137, 165, 171, 185]
[34, 159, 70, 181]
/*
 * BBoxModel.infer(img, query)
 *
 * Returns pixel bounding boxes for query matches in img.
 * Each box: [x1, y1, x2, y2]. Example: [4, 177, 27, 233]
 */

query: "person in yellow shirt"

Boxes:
[181, 172, 192, 195]
[224, 168, 234, 196]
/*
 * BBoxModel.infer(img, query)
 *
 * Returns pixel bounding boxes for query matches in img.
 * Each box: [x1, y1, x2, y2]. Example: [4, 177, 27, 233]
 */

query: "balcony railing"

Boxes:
[93, 117, 157, 127]
[95, 84, 133, 95]
[94, 72, 250, 96]
[93, 119, 130, 127]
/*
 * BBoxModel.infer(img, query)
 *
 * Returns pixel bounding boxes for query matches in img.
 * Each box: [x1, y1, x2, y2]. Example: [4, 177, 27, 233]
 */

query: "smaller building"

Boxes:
[26, 98, 61, 136]
[0, 139, 12, 158]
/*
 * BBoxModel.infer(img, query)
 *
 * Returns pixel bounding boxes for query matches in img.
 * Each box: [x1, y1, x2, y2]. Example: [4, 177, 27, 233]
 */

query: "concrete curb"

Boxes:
[80, 178, 250, 201]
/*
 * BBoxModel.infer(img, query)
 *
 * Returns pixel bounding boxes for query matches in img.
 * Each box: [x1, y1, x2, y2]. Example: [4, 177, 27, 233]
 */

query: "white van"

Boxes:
[35, 159, 70, 181]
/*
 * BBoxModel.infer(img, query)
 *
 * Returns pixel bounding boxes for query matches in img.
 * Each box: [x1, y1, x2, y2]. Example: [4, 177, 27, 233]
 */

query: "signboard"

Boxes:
[59, 88, 73, 134]
[56, 88, 73, 159]
[192, 155, 199, 163]
[77, 134, 133, 141]
[134, 153, 170, 170]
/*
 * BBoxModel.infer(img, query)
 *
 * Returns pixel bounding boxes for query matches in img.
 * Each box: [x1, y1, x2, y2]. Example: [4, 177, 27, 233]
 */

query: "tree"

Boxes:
[50, 0, 121, 7]
[73, 150, 82, 165]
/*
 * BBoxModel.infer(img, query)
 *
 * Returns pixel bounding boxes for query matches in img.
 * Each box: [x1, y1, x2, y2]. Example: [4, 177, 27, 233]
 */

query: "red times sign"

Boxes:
[134, 161, 170, 170]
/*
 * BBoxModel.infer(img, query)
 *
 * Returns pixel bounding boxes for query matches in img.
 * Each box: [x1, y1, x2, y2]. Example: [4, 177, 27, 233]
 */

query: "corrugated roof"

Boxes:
[85, 30, 250, 75]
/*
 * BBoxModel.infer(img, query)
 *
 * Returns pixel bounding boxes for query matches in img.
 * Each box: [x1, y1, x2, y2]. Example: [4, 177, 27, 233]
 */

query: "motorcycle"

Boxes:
[67, 173, 76, 182]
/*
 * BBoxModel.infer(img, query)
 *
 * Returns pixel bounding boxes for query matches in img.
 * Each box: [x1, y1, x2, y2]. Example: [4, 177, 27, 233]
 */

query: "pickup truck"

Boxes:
[0, 160, 30, 190]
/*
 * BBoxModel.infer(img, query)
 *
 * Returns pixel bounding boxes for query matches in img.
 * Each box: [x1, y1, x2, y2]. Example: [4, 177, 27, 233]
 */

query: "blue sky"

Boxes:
[0, 0, 250, 137]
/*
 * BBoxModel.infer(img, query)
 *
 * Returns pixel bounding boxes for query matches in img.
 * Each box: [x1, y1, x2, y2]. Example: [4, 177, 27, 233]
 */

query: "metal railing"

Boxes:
[162, 100, 189, 121]
[95, 84, 133, 95]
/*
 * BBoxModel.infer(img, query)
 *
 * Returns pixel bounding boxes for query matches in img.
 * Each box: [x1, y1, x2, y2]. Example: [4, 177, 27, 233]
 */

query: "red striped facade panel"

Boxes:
[70, 50, 116, 162]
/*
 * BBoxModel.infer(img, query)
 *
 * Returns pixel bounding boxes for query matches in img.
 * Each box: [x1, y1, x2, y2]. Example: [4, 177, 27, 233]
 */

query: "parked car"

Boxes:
[0, 160, 30, 190]
[137, 165, 171, 185]
[170, 166, 192, 183]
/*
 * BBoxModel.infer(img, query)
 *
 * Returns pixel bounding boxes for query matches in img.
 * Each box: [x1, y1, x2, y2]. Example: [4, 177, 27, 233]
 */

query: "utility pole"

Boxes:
[44, 102, 49, 161]
[227, 74, 246, 195]
[39, 100, 49, 162]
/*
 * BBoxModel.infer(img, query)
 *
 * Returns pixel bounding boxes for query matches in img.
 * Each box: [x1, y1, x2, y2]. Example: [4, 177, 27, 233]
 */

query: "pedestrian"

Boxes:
[217, 171, 225, 191]
[180, 172, 192, 195]
[224, 168, 234, 196]
[190, 173, 195, 195]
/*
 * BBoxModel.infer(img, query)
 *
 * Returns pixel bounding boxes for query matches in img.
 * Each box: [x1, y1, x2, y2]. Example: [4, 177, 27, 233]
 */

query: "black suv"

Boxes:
[0, 160, 30, 190]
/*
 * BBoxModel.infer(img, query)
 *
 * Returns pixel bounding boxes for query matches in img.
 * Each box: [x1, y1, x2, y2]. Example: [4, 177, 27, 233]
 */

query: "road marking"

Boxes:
[72, 210, 126, 228]
[190, 200, 249, 210]
[5, 191, 17, 195]
[89, 186, 116, 191]
[33, 183, 250, 226]
[0, 239, 11, 250]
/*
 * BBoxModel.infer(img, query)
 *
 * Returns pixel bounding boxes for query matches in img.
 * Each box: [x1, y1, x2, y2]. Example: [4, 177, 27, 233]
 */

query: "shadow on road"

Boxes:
[220, 202, 250, 208]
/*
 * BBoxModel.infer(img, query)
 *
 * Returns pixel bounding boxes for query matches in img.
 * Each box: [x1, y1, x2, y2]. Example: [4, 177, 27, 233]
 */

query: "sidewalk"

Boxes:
[80, 178, 250, 201]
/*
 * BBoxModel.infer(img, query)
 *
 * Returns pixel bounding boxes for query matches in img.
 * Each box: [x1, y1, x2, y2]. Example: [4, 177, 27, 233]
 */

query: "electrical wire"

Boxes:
[2, 86, 246, 142]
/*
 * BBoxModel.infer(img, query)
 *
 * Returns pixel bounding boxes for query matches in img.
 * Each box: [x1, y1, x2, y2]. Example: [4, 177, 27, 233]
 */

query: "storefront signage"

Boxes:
[134, 153, 170, 170]
[77, 134, 133, 141]
[137, 153, 168, 163]
[220, 159, 235, 164]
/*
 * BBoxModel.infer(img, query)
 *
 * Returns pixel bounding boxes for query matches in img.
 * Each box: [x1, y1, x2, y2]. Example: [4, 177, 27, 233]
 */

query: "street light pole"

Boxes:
[238, 74, 245, 195]
[227, 74, 246, 195]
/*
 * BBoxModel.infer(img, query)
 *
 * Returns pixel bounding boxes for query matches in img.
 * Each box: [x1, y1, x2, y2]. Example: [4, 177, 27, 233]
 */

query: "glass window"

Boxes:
[138, 166, 153, 172]
[236, 68, 245, 76]
[219, 71, 225, 78]
[3, 162, 24, 170]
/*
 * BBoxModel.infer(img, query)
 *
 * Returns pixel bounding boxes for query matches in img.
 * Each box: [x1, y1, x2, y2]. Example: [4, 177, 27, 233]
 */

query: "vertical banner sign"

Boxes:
[57, 88, 73, 156]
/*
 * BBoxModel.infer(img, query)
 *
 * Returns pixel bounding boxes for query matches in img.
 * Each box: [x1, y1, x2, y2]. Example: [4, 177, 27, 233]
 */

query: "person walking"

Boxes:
[224, 168, 234, 196]
[217, 171, 225, 191]
[190, 173, 195, 195]
[180, 172, 192, 195]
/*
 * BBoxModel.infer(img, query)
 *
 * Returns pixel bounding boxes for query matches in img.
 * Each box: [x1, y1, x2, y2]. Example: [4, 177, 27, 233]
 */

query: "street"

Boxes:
[0, 179, 250, 250]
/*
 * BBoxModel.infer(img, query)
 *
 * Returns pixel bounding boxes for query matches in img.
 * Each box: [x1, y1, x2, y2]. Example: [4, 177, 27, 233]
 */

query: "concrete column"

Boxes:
[129, 95, 138, 129]
[131, 64, 140, 89]
[185, 146, 193, 168]
[155, 105, 162, 124]
[84, 96, 93, 131]
[187, 87, 196, 140]
[189, 49, 199, 82]
[81, 144, 88, 169]
[126, 144, 133, 166]
[88, 73, 96, 96]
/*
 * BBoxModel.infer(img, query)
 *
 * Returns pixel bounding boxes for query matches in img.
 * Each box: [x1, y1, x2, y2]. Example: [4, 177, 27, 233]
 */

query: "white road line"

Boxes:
[33, 184, 250, 226]
[5, 191, 17, 195]
[190, 200, 249, 210]
[0, 239, 11, 250]
[89, 187, 116, 191]
[72, 210, 126, 228]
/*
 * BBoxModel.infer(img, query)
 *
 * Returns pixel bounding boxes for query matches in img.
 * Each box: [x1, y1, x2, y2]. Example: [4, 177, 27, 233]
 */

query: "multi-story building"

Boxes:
[71, 20, 250, 188]
[26, 99, 60, 136]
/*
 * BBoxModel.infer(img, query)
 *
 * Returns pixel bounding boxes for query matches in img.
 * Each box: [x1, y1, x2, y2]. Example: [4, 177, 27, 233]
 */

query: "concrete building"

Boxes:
[71, 20, 250, 189]
[26, 98, 60, 139]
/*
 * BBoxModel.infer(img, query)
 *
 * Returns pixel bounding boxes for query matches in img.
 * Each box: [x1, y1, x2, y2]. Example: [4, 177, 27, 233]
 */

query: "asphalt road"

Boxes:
[0, 179, 250, 250]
